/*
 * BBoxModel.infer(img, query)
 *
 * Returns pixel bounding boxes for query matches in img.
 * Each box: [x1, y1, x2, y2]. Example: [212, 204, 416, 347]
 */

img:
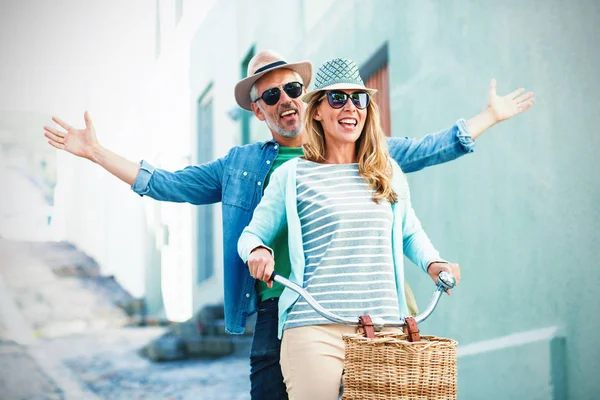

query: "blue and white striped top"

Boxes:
[284, 159, 400, 330]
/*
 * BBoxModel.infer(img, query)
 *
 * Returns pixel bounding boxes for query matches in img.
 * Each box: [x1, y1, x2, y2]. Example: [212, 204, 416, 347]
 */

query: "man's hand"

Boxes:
[487, 78, 535, 123]
[467, 80, 535, 140]
[248, 247, 275, 288]
[44, 111, 100, 161]
[427, 262, 460, 295]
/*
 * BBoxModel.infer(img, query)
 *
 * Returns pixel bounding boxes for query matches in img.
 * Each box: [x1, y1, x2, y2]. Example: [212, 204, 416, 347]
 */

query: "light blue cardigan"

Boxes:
[238, 158, 442, 339]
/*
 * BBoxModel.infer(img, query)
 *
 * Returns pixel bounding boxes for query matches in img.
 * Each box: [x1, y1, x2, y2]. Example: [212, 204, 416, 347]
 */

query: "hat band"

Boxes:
[315, 77, 366, 90]
[254, 60, 287, 74]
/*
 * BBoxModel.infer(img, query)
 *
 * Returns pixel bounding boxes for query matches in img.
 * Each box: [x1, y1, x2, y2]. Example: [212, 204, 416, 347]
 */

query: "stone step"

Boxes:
[141, 333, 252, 362]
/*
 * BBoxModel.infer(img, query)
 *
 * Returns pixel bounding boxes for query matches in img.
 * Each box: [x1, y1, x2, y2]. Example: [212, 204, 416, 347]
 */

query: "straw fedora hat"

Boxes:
[301, 58, 377, 104]
[234, 49, 312, 111]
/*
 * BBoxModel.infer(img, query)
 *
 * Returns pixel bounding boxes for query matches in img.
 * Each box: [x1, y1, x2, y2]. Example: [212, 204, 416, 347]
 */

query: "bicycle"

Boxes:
[271, 271, 458, 400]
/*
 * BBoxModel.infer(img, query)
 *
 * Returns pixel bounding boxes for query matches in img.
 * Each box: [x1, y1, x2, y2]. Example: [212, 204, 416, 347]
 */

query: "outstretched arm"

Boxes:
[44, 112, 224, 205]
[466, 78, 535, 139]
[388, 79, 535, 173]
[387, 121, 474, 173]
[44, 112, 140, 185]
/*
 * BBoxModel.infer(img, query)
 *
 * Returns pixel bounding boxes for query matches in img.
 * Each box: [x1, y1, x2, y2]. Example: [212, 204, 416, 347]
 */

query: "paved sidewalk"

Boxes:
[32, 328, 251, 400]
[0, 239, 251, 400]
[0, 339, 64, 400]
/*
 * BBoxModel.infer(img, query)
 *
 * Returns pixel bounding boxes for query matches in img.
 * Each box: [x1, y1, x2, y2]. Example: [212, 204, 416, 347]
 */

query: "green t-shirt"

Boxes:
[256, 146, 305, 302]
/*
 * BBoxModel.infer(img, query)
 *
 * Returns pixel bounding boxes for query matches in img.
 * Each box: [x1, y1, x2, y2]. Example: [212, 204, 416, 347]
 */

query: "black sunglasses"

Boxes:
[324, 91, 370, 110]
[254, 81, 303, 106]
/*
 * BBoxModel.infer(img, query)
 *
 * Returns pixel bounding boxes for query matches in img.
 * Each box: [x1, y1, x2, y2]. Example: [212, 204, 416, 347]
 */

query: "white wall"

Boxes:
[1, 0, 215, 320]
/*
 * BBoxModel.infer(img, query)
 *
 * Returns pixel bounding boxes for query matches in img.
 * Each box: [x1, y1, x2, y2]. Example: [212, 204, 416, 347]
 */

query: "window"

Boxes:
[175, 0, 183, 25]
[155, 0, 161, 59]
[196, 83, 214, 283]
[240, 46, 255, 145]
[362, 43, 391, 137]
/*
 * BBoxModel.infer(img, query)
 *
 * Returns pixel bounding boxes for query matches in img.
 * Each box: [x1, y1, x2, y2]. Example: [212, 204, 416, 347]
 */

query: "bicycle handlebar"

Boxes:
[270, 271, 456, 330]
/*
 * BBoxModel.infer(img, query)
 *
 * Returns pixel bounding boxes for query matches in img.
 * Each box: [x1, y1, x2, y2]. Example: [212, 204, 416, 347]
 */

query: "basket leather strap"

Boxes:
[403, 316, 421, 342]
[358, 315, 375, 339]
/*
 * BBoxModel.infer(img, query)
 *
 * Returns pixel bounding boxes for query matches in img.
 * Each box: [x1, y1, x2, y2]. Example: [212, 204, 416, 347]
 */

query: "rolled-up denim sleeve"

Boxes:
[388, 119, 475, 173]
[131, 156, 225, 205]
[131, 160, 155, 195]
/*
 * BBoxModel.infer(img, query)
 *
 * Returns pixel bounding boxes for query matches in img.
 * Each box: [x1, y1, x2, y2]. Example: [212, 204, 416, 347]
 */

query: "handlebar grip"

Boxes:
[437, 271, 456, 291]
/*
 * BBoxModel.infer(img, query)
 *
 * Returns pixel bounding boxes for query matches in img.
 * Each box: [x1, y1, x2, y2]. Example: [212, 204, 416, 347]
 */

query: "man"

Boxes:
[44, 49, 534, 399]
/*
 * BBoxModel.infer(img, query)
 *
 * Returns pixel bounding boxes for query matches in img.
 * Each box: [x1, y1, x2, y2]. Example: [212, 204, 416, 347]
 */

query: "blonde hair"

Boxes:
[303, 92, 398, 204]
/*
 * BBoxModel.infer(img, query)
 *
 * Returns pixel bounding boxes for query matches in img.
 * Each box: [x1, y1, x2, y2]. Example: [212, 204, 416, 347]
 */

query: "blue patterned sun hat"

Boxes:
[302, 57, 377, 103]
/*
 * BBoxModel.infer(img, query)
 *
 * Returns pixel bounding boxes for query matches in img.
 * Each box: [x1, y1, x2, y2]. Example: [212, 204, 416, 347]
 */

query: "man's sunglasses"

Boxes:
[323, 91, 370, 110]
[254, 82, 303, 106]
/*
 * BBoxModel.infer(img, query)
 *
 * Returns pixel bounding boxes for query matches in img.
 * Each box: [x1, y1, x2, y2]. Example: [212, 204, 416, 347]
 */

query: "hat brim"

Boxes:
[234, 60, 312, 111]
[301, 83, 378, 104]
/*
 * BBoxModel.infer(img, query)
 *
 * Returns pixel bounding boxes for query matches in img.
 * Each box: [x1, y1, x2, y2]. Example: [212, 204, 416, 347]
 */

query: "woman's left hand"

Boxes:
[427, 262, 460, 295]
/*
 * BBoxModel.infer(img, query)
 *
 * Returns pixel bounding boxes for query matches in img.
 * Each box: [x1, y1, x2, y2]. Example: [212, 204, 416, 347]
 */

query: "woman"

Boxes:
[238, 58, 460, 399]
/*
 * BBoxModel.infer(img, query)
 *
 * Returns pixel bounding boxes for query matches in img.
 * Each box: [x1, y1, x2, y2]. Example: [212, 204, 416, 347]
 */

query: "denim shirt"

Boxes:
[131, 119, 474, 334]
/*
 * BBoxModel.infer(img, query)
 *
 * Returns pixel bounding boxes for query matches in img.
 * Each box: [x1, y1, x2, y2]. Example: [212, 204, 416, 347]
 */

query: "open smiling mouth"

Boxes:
[339, 118, 357, 127]
[280, 109, 297, 119]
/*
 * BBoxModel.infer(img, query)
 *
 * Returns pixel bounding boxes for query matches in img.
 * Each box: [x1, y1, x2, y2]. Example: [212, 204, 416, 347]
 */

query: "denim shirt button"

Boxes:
[266, 160, 271, 165]
[274, 145, 278, 150]
[257, 181, 262, 186]
[243, 171, 248, 176]
[246, 293, 250, 298]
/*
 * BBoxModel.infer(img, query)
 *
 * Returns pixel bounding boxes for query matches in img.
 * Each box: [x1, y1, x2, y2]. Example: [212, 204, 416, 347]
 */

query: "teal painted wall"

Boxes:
[190, 1, 600, 398]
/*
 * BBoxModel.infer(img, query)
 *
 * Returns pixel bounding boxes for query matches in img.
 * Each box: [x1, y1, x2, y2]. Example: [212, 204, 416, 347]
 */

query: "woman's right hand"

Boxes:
[248, 247, 275, 288]
[44, 111, 100, 161]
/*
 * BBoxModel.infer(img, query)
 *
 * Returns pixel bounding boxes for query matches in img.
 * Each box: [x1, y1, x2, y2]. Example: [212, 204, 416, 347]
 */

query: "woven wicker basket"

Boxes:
[342, 332, 458, 400]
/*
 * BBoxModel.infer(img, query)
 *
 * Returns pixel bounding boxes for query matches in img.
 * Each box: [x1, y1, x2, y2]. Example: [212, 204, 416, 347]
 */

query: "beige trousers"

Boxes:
[280, 324, 401, 400]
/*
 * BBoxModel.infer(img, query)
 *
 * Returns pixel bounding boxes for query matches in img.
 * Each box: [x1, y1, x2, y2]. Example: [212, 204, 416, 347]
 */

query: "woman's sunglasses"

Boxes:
[254, 81, 303, 106]
[323, 91, 370, 110]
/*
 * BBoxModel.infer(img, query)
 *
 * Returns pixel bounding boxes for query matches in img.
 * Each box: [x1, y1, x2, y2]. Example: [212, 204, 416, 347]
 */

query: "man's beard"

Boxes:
[265, 115, 302, 138]
[272, 122, 302, 138]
